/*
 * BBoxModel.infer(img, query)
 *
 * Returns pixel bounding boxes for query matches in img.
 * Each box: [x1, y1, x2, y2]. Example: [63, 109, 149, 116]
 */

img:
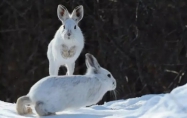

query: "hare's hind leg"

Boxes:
[35, 101, 55, 116]
[49, 61, 60, 76]
[65, 62, 75, 75]
[47, 46, 60, 75]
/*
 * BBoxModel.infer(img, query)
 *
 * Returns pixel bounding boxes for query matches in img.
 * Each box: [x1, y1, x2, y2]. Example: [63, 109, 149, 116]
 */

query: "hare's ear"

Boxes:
[71, 5, 84, 23]
[85, 59, 90, 68]
[85, 53, 100, 71]
[57, 5, 69, 22]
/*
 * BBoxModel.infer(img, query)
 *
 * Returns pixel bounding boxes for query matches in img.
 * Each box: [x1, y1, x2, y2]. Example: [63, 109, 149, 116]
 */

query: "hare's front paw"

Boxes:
[62, 44, 68, 51]
[69, 46, 76, 57]
[61, 44, 69, 58]
[62, 51, 69, 59]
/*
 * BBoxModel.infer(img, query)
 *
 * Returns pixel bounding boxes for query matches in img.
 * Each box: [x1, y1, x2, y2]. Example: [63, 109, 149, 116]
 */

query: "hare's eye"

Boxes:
[107, 74, 111, 78]
[74, 25, 76, 29]
[63, 25, 65, 29]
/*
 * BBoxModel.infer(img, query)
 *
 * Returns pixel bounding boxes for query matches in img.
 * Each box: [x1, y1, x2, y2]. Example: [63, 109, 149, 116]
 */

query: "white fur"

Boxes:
[47, 5, 84, 75]
[16, 53, 116, 116]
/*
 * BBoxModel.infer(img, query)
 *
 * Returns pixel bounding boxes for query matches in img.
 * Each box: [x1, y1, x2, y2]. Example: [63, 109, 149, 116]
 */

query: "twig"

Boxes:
[168, 65, 187, 89]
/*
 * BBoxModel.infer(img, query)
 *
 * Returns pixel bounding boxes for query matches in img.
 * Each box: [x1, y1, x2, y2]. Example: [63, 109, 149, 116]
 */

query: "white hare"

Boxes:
[47, 5, 84, 75]
[16, 53, 117, 116]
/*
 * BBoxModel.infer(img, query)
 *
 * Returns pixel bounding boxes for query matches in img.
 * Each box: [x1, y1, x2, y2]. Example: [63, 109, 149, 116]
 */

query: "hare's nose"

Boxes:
[67, 30, 71, 36]
[112, 82, 114, 85]
[67, 33, 71, 36]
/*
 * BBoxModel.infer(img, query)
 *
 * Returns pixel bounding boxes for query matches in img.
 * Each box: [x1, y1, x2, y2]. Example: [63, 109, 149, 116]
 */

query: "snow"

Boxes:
[0, 83, 187, 118]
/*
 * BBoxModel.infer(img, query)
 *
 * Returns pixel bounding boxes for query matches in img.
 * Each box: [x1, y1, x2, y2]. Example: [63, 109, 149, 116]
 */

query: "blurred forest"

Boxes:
[0, 0, 187, 104]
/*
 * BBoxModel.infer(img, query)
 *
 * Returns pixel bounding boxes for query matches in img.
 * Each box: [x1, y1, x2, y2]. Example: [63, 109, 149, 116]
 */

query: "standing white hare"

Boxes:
[47, 5, 84, 75]
[16, 53, 117, 116]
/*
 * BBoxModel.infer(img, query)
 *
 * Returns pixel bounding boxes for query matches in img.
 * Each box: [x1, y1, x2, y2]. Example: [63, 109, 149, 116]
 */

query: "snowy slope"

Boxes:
[0, 83, 187, 118]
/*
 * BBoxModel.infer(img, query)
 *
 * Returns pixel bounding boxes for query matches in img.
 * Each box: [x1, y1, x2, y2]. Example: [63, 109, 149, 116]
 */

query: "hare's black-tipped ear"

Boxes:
[85, 53, 100, 71]
[57, 5, 69, 22]
[71, 5, 84, 23]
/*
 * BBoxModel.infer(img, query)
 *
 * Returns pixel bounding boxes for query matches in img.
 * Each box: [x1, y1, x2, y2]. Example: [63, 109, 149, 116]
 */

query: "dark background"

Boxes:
[0, 0, 187, 104]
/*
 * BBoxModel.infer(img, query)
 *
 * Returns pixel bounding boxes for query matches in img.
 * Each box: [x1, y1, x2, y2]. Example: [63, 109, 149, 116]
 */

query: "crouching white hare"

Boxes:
[16, 53, 117, 116]
[47, 5, 84, 75]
